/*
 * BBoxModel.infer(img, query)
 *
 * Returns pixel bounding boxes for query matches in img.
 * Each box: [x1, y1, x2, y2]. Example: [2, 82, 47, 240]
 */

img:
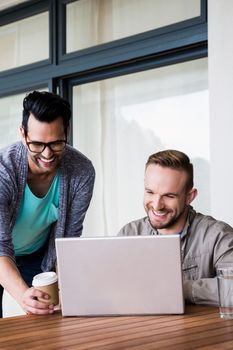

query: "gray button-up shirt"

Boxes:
[118, 206, 233, 306]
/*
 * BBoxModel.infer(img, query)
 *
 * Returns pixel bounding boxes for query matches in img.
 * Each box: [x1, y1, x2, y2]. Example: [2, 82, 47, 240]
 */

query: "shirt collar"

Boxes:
[180, 206, 196, 239]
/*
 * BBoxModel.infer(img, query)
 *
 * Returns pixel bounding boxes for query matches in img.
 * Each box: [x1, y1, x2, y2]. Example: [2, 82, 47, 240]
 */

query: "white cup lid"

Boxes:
[32, 272, 58, 287]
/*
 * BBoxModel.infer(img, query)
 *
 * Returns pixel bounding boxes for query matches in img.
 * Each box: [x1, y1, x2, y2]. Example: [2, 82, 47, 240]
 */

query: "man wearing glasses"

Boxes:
[0, 91, 95, 317]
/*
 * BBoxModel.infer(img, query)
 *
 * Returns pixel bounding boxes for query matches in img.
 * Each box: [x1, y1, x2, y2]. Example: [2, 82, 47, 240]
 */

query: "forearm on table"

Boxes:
[0, 256, 28, 304]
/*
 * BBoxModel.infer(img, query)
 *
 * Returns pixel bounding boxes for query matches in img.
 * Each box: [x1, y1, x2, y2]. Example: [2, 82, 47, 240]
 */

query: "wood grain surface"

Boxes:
[0, 305, 233, 349]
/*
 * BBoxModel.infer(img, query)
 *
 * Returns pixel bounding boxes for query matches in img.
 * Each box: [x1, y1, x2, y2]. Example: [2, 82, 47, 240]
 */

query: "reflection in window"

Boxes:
[73, 58, 209, 237]
[66, 0, 200, 52]
[0, 12, 49, 71]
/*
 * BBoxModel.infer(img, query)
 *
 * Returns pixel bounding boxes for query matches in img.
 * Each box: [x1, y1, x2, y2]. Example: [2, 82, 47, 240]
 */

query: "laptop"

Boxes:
[55, 235, 184, 316]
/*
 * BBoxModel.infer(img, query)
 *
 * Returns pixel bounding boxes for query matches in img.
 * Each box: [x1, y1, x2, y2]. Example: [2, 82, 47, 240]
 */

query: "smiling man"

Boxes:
[0, 91, 95, 317]
[119, 150, 233, 305]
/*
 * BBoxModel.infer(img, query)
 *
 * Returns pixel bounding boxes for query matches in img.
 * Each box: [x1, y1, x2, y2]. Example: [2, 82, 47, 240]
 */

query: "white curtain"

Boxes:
[66, 0, 200, 52]
[72, 58, 209, 237]
[0, 12, 48, 71]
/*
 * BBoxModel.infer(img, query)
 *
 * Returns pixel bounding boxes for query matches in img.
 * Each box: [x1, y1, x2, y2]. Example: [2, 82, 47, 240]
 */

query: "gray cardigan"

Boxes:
[0, 142, 95, 271]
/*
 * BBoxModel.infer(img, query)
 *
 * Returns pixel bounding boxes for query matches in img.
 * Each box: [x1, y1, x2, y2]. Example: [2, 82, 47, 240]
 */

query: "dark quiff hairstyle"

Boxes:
[146, 149, 194, 191]
[22, 91, 71, 135]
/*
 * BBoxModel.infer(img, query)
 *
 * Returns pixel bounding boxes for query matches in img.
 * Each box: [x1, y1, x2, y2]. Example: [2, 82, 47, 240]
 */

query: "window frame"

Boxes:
[0, 0, 207, 100]
[0, 0, 55, 96]
[59, 0, 207, 62]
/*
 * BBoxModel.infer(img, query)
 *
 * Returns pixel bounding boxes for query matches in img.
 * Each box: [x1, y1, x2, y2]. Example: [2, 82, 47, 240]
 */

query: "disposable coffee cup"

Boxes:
[217, 266, 233, 319]
[32, 271, 59, 305]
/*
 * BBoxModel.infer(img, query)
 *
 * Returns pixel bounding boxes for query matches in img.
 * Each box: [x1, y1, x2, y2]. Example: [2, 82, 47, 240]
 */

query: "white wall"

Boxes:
[209, 0, 233, 226]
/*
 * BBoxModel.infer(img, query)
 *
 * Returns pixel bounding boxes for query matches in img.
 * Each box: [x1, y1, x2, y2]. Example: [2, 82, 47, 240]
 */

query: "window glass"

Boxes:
[0, 88, 48, 148]
[0, 12, 49, 71]
[73, 58, 209, 237]
[66, 0, 200, 52]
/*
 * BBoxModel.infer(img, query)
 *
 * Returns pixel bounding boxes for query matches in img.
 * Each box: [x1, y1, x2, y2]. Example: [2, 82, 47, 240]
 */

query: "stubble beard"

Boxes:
[147, 206, 187, 231]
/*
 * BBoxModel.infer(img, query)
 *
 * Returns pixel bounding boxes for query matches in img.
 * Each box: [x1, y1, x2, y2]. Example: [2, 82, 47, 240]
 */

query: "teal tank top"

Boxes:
[12, 172, 60, 256]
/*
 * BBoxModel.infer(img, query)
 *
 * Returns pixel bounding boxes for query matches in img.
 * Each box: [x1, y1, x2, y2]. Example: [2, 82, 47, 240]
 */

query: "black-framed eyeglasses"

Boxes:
[26, 138, 67, 153]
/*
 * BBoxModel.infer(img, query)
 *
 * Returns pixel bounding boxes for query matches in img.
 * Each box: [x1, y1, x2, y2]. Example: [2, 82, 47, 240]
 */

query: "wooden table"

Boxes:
[0, 305, 233, 349]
